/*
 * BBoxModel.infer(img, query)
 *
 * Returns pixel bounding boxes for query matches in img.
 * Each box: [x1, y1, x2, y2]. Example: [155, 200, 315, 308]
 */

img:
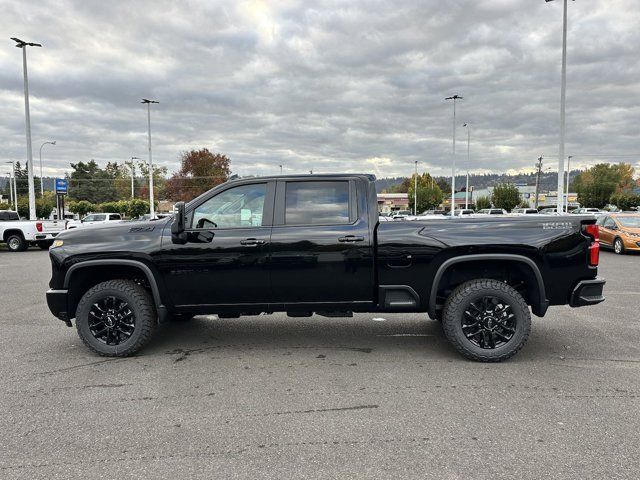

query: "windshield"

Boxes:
[617, 217, 640, 228]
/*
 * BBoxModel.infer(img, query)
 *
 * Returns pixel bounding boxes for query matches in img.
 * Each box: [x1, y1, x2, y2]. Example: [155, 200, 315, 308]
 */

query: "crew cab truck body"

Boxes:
[0, 210, 66, 251]
[46, 175, 605, 361]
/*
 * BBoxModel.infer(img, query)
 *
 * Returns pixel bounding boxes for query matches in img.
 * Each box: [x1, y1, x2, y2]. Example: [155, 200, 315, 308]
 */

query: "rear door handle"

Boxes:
[338, 235, 364, 243]
[240, 238, 266, 246]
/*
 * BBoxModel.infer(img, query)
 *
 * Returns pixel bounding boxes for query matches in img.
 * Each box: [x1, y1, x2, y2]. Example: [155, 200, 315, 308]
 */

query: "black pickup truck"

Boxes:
[46, 174, 605, 361]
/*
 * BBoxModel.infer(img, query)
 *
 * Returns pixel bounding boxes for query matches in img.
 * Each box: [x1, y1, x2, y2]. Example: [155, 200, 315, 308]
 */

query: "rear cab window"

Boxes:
[284, 181, 351, 225]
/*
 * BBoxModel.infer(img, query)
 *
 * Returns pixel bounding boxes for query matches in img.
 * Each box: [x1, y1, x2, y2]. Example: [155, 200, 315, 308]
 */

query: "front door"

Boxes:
[268, 179, 374, 305]
[158, 181, 275, 307]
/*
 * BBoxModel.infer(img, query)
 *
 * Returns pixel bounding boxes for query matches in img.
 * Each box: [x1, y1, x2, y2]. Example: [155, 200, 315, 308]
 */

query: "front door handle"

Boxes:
[240, 238, 266, 246]
[338, 235, 364, 243]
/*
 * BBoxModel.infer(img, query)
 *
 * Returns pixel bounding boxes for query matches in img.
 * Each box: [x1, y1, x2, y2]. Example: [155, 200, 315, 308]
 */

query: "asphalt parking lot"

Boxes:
[0, 248, 638, 479]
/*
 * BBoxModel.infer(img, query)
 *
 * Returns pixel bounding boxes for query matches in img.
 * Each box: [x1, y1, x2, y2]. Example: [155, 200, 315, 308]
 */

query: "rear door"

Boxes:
[269, 178, 374, 305]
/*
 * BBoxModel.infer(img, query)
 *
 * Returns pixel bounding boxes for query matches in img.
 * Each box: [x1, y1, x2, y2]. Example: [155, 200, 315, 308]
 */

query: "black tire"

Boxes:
[75, 280, 157, 357]
[37, 240, 54, 250]
[614, 237, 625, 255]
[442, 279, 531, 362]
[6, 234, 27, 252]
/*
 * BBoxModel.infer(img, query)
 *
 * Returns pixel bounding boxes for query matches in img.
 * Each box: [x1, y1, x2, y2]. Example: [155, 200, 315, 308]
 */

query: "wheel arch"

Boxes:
[64, 260, 165, 318]
[428, 254, 548, 318]
[3, 228, 25, 242]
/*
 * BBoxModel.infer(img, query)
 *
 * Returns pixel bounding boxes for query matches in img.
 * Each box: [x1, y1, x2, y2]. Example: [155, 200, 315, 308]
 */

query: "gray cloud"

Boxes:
[1, 0, 639, 180]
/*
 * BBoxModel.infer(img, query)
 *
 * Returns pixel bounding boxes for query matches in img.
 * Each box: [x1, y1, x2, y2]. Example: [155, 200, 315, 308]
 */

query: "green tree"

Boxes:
[165, 149, 230, 202]
[68, 160, 118, 204]
[12, 161, 41, 197]
[572, 163, 635, 209]
[491, 184, 521, 212]
[436, 177, 451, 195]
[475, 196, 491, 210]
[68, 200, 96, 217]
[408, 172, 444, 212]
[127, 199, 150, 218]
[609, 193, 640, 211]
[0, 201, 10, 210]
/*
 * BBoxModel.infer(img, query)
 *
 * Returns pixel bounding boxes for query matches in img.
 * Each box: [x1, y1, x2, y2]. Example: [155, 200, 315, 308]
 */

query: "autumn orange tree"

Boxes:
[165, 149, 231, 202]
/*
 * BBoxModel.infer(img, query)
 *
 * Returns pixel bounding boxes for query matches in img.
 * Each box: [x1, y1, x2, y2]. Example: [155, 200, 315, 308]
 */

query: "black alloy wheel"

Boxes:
[461, 295, 516, 349]
[88, 296, 136, 345]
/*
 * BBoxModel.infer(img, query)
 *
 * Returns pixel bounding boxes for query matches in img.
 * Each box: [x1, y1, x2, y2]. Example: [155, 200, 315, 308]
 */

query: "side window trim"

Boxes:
[185, 180, 276, 231]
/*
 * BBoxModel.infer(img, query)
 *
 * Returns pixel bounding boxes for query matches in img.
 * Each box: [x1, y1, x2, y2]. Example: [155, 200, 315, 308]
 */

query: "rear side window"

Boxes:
[109, 214, 121, 220]
[0, 211, 19, 220]
[285, 181, 350, 225]
[94, 214, 106, 221]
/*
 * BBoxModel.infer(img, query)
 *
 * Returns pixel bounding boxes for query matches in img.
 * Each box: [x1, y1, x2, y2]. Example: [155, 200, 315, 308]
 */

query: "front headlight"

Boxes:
[623, 231, 640, 238]
[51, 239, 64, 248]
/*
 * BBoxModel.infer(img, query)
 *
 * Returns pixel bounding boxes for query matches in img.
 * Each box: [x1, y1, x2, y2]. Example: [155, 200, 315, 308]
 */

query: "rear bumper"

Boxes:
[46, 289, 71, 324]
[569, 277, 605, 307]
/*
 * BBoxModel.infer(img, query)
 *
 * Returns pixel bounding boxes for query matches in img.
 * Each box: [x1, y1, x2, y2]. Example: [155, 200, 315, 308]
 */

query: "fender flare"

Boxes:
[428, 254, 548, 317]
[63, 259, 164, 308]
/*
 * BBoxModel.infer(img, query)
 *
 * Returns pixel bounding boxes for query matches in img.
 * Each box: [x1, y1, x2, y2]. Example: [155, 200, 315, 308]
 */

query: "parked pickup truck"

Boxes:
[46, 174, 605, 361]
[0, 210, 66, 251]
[66, 212, 123, 229]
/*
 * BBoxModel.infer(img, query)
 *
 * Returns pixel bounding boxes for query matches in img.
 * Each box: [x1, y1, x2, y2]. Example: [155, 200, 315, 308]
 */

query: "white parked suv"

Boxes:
[0, 210, 66, 251]
[66, 212, 123, 229]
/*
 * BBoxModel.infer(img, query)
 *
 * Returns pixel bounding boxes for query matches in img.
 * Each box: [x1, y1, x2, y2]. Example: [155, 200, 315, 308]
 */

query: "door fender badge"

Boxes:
[541, 222, 573, 230]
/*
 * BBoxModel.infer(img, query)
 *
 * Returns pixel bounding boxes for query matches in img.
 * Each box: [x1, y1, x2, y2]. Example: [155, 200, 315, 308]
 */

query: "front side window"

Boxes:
[285, 181, 350, 225]
[83, 215, 95, 222]
[192, 183, 266, 229]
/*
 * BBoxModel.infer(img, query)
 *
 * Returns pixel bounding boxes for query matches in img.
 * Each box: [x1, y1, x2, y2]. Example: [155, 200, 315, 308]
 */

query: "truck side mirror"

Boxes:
[171, 202, 188, 244]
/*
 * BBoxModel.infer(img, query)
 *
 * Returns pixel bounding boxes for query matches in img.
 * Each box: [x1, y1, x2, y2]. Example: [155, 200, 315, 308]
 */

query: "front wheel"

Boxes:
[75, 280, 157, 357]
[614, 238, 625, 255]
[442, 279, 531, 362]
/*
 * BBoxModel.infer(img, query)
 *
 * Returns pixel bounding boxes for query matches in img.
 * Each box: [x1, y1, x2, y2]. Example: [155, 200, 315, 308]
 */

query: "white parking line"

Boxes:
[371, 317, 387, 322]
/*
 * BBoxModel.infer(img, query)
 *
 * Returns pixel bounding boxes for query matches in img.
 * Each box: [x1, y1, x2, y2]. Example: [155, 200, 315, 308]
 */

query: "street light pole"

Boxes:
[12, 37, 42, 219]
[141, 99, 159, 218]
[279, 164, 283, 174]
[128, 156, 140, 199]
[463, 123, 470, 209]
[566, 155, 572, 211]
[445, 95, 463, 216]
[546, 0, 574, 215]
[6, 172, 13, 210]
[39, 141, 56, 196]
[5, 161, 17, 209]
[534, 156, 543, 209]
[414, 161, 418, 215]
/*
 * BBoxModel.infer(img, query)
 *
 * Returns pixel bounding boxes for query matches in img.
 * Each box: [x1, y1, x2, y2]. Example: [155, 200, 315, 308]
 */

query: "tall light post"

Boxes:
[565, 155, 572, 212]
[279, 164, 283, 174]
[445, 95, 463, 215]
[5, 161, 18, 210]
[546, 0, 574, 215]
[12, 37, 42, 220]
[5, 173, 13, 210]
[141, 99, 159, 217]
[38, 141, 56, 196]
[463, 123, 471, 209]
[414, 161, 418, 215]
[128, 156, 140, 199]
[534, 156, 544, 209]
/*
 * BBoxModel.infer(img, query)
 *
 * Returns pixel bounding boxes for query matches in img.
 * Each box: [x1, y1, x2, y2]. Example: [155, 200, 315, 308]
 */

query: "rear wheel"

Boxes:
[6, 234, 27, 252]
[75, 280, 157, 357]
[442, 279, 531, 362]
[614, 237, 625, 255]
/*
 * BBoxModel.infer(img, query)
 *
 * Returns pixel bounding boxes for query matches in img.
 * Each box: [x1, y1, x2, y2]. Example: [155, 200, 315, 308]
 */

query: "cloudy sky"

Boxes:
[1, 0, 639, 179]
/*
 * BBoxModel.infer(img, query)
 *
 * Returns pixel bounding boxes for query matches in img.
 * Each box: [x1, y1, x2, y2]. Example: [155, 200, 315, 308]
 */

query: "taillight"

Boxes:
[36, 222, 43, 232]
[584, 224, 599, 266]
